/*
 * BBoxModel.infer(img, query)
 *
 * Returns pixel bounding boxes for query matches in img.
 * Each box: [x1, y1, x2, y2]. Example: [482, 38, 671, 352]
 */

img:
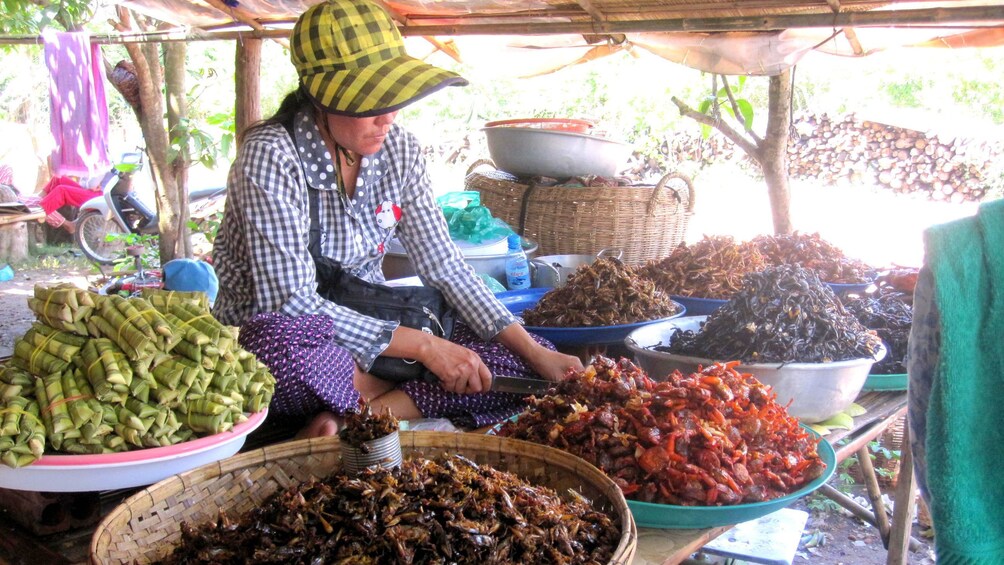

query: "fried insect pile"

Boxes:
[338, 398, 399, 448]
[159, 454, 620, 565]
[663, 265, 883, 364]
[638, 235, 768, 299]
[751, 231, 874, 284]
[842, 280, 914, 375]
[522, 257, 681, 327]
[498, 357, 826, 506]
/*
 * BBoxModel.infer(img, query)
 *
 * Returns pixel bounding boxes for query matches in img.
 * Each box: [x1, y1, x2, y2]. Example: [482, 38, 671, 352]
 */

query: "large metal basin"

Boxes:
[482, 126, 632, 178]
[530, 249, 621, 288]
[625, 316, 885, 424]
[382, 240, 538, 286]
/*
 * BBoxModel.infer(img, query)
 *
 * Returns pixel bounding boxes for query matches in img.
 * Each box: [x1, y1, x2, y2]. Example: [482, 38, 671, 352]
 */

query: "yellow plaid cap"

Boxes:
[291, 0, 467, 117]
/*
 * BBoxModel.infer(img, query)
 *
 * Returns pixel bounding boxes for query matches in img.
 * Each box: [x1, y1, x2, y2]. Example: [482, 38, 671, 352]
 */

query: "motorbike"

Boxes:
[74, 149, 227, 264]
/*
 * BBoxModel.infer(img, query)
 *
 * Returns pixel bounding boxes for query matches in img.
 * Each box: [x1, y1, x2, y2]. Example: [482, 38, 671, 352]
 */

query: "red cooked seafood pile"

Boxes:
[498, 357, 826, 506]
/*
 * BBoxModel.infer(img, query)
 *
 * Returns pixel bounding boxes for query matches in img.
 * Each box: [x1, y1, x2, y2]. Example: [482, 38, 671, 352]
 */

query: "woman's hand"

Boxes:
[421, 339, 493, 395]
[383, 326, 492, 395]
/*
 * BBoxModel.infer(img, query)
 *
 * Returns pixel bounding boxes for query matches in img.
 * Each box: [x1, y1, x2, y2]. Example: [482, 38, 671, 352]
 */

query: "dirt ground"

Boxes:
[0, 263, 94, 360]
[0, 258, 939, 564]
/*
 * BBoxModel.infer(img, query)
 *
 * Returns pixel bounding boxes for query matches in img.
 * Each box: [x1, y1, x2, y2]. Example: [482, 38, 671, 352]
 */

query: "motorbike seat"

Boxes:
[190, 186, 227, 201]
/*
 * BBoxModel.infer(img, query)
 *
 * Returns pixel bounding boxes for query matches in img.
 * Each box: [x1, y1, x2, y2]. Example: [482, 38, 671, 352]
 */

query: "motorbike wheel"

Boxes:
[75, 211, 127, 265]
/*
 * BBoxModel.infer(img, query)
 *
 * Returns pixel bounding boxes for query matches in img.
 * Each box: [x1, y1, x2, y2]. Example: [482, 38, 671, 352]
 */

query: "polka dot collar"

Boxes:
[291, 108, 388, 192]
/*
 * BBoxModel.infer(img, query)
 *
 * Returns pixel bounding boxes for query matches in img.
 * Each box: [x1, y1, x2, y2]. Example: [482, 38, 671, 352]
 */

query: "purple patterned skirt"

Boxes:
[238, 312, 555, 428]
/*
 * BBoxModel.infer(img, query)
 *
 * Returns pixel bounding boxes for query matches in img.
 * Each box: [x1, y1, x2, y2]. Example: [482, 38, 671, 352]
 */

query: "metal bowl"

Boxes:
[481, 126, 632, 178]
[668, 295, 727, 316]
[382, 239, 538, 287]
[625, 316, 885, 423]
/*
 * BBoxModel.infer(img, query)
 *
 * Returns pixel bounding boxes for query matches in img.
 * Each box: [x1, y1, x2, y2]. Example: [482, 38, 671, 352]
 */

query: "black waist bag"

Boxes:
[314, 258, 456, 383]
[296, 136, 455, 383]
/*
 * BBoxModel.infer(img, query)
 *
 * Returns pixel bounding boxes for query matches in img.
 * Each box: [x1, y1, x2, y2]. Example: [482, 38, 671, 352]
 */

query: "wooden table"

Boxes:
[0, 209, 45, 227]
[0, 391, 912, 565]
[632, 390, 912, 565]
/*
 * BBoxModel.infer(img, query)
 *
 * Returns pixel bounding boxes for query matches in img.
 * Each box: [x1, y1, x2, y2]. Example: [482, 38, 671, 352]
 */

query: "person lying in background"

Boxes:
[0, 164, 99, 233]
[36, 174, 101, 234]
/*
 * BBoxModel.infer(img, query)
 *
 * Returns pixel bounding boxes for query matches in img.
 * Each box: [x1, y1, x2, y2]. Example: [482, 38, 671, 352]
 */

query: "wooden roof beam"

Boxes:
[2, 4, 1003, 44]
[573, 0, 608, 23]
[370, 0, 463, 64]
[201, 0, 288, 48]
[393, 5, 1004, 36]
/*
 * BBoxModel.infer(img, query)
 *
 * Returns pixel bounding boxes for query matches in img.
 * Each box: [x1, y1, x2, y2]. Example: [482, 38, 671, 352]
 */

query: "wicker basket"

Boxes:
[465, 160, 694, 265]
[90, 431, 637, 564]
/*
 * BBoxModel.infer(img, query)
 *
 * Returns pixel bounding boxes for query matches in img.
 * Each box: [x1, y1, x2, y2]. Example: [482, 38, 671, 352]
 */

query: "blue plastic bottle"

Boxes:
[504, 234, 531, 290]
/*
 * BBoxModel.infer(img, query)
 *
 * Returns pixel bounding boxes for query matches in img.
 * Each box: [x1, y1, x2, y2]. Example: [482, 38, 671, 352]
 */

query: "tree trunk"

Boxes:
[0, 224, 29, 263]
[163, 41, 191, 259]
[235, 37, 262, 142]
[762, 69, 793, 235]
[115, 7, 189, 264]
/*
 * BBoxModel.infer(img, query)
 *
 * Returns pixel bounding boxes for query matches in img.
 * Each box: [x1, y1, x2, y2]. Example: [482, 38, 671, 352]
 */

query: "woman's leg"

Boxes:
[369, 389, 422, 420]
[239, 312, 360, 438]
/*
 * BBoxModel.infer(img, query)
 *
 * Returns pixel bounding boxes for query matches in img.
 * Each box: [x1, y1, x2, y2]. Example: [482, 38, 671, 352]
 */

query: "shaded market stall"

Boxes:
[1, 2, 1003, 564]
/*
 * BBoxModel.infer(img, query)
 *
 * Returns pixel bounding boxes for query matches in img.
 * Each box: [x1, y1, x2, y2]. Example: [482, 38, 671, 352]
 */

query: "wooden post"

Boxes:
[857, 443, 892, 543]
[886, 422, 917, 565]
[235, 36, 262, 143]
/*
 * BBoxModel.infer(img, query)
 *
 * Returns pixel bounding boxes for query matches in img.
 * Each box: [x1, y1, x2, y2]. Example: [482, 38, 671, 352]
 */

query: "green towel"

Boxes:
[923, 198, 1004, 564]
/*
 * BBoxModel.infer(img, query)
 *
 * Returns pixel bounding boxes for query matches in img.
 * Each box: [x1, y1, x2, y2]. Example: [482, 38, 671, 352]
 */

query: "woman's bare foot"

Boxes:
[295, 411, 343, 439]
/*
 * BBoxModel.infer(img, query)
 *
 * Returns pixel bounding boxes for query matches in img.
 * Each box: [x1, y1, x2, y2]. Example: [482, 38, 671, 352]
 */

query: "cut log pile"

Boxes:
[657, 113, 1003, 203]
[788, 113, 1000, 202]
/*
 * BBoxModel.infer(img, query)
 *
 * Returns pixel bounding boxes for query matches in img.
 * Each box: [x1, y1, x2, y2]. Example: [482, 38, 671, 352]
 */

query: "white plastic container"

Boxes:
[626, 317, 884, 423]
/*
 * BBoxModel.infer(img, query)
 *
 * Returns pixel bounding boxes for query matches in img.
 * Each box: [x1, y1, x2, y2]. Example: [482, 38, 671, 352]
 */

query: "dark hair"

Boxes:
[239, 87, 313, 144]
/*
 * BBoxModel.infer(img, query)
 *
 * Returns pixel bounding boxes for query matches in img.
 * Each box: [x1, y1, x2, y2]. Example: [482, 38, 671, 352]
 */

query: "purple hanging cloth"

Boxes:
[43, 31, 110, 178]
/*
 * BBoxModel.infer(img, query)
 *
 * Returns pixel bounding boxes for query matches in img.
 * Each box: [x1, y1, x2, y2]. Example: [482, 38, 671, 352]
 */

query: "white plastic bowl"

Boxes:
[481, 126, 633, 178]
[0, 409, 267, 492]
[625, 317, 885, 423]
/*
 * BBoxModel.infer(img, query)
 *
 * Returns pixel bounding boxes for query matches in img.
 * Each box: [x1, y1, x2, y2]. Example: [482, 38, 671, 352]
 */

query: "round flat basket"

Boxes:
[90, 431, 637, 564]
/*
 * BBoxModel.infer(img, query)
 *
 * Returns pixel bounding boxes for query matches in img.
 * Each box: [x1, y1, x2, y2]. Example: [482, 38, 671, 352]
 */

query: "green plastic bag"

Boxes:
[437, 191, 514, 244]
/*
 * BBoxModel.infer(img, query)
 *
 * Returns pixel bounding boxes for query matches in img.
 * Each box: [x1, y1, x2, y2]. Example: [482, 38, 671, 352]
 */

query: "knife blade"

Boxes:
[490, 375, 554, 395]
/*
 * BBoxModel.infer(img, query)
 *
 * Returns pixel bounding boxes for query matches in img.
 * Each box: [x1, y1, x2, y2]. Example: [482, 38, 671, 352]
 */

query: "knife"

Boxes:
[490, 375, 555, 395]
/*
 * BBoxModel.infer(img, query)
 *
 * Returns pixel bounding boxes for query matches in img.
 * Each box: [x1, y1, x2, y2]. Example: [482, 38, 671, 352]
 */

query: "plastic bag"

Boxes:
[400, 418, 460, 432]
[437, 191, 514, 244]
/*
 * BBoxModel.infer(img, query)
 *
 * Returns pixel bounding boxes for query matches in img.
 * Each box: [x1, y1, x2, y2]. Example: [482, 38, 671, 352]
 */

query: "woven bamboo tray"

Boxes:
[90, 431, 637, 564]
[465, 160, 694, 265]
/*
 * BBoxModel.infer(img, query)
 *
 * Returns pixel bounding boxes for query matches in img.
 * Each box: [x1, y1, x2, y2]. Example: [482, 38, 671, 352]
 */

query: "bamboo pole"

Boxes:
[0, 5, 1002, 44]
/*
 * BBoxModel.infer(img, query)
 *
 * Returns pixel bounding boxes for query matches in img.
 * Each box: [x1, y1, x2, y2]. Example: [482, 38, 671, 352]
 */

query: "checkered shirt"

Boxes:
[212, 108, 516, 369]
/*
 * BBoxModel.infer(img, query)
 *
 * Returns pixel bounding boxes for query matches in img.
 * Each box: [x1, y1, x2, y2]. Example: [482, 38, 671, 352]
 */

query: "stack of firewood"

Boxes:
[787, 113, 1000, 203]
[650, 113, 1001, 203]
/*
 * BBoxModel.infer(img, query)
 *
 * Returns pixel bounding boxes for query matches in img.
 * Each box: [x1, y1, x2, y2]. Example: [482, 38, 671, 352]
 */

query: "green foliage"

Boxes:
[188, 211, 223, 245]
[0, 0, 96, 34]
[868, 439, 901, 482]
[105, 233, 160, 272]
[954, 77, 1004, 124]
[806, 492, 844, 514]
[836, 457, 858, 491]
[696, 74, 756, 138]
[169, 116, 234, 170]
[11, 244, 92, 272]
[882, 77, 926, 108]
